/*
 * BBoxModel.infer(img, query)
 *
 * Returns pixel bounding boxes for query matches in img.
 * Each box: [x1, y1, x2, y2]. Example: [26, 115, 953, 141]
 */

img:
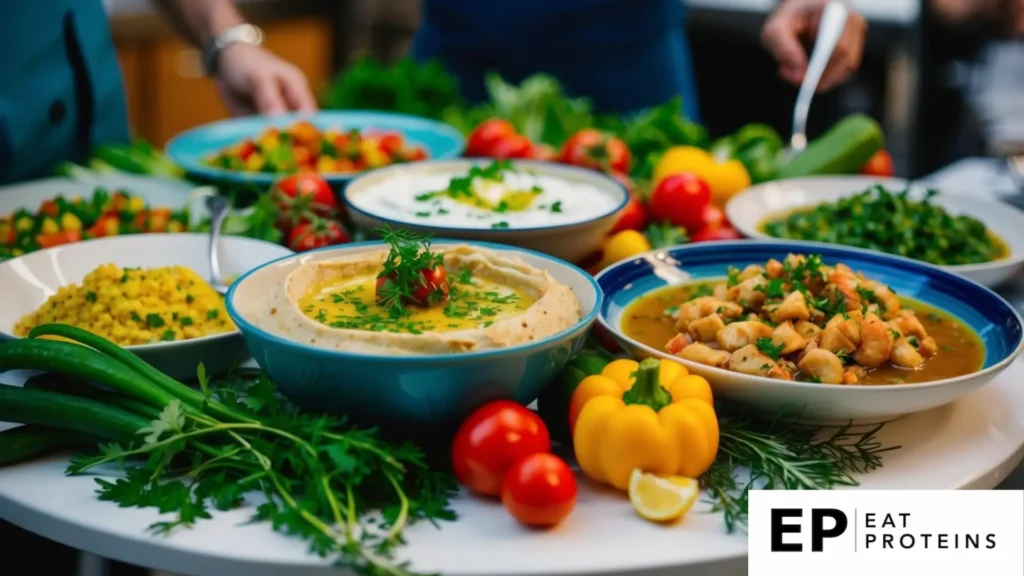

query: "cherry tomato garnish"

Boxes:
[375, 265, 450, 308]
[501, 453, 577, 528]
[452, 400, 551, 497]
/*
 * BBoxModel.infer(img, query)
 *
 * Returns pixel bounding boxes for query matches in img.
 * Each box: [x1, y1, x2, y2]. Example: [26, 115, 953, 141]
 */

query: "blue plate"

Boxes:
[165, 111, 465, 187]
[225, 240, 601, 424]
[595, 240, 1024, 424]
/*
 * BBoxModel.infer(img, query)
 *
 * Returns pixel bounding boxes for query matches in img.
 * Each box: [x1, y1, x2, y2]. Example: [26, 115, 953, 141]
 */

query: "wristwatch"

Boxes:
[201, 23, 265, 77]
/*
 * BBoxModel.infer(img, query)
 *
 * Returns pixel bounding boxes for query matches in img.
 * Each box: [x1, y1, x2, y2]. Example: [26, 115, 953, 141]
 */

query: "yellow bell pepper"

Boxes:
[654, 146, 751, 207]
[570, 358, 719, 491]
[591, 230, 651, 274]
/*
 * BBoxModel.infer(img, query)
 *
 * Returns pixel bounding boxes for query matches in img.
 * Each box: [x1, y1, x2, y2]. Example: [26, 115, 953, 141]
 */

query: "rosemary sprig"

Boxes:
[701, 411, 899, 532]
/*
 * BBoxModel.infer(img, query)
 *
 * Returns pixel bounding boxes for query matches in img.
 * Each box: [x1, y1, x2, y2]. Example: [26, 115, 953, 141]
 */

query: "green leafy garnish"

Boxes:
[375, 225, 445, 317]
[755, 337, 784, 360]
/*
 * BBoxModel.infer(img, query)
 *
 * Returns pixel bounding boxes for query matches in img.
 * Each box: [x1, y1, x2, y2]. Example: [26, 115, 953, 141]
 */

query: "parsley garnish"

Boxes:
[85, 291, 97, 303]
[755, 337, 784, 360]
[550, 201, 563, 213]
[375, 225, 446, 318]
[491, 221, 509, 229]
[145, 314, 165, 329]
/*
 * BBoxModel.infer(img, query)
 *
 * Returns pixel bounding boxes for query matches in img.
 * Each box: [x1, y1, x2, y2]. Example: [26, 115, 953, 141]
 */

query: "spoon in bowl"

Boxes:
[781, 0, 849, 162]
[205, 194, 231, 295]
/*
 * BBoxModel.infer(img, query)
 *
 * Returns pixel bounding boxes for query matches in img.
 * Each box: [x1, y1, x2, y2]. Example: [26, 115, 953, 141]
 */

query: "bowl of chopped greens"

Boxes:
[726, 176, 1024, 287]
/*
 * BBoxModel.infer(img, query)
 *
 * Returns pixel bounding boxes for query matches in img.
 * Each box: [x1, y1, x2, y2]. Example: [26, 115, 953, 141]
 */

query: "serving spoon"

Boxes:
[205, 194, 231, 295]
[782, 0, 849, 162]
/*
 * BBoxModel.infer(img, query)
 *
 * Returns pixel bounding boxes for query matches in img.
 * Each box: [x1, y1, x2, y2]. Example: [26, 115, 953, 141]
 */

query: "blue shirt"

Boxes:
[413, 0, 699, 120]
[0, 1, 129, 184]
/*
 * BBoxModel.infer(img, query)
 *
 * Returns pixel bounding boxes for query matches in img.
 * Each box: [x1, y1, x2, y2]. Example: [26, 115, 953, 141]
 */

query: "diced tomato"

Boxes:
[134, 208, 172, 233]
[293, 146, 314, 168]
[88, 216, 120, 238]
[36, 230, 82, 249]
[238, 140, 257, 161]
[38, 200, 59, 219]
[405, 147, 428, 161]
[1, 221, 15, 245]
[291, 121, 320, 146]
[377, 132, 403, 156]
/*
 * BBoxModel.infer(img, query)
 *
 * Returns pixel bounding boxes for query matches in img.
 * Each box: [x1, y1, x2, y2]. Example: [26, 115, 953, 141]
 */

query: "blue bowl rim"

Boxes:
[165, 111, 467, 184]
[225, 238, 603, 362]
[341, 158, 631, 234]
[594, 238, 1024, 392]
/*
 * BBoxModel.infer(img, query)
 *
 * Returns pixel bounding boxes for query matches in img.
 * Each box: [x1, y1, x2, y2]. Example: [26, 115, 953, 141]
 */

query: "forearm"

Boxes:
[154, 0, 247, 47]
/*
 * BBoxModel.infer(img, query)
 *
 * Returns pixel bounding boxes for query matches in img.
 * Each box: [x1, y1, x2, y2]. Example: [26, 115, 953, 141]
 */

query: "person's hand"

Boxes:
[215, 42, 318, 116]
[761, 0, 868, 92]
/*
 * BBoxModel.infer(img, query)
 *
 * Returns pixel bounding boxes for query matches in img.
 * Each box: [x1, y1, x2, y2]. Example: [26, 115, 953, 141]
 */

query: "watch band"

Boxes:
[201, 23, 265, 77]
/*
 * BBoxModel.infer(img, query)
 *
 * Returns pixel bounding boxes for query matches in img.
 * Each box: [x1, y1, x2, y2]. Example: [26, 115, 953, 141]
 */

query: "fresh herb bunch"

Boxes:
[376, 225, 448, 315]
[322, 56, 464, 121]
[762, 186, 1003, 266]
[702, 412, 898, 531]
[0, 325, 457, 576]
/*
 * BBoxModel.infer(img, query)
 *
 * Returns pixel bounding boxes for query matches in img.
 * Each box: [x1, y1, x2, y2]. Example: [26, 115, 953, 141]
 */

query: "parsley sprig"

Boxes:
[375, 225, 446, 317]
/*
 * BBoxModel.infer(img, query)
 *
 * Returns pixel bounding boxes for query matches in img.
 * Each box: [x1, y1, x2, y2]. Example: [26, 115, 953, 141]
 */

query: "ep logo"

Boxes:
[771, 508, 849, 552]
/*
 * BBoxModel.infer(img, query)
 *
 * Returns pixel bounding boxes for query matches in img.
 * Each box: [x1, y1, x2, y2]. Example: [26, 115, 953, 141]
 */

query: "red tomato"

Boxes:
[649, 173, 712, 232]
[699, 204, 727, 231]
[238, 140, 257, 161]
[88, 216, 120, 238]
[559, 129, 631, 174]
[860, 150, 894, 177]
[466, 119, 517, 157]
[273, 174, 338, 230]
[489, 134, 534, 159]
[691, 224, 742, 243]
[501, 453, 577, 528]
[451, 400, 551, 497]
[38, 200, 59, 219]
[375, 265, 451, 308]
[609, 195, 648, 234]
[287, 219, 349, 252]
[377, 132, 403, 156]
[36, 230, 82, 249]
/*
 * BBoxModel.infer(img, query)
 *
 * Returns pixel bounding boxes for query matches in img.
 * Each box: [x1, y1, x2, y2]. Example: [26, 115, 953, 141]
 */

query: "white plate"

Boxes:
[725, 176, 1024, 287]
[1, 358, 1023, 576]
[0, 234, 292, 379]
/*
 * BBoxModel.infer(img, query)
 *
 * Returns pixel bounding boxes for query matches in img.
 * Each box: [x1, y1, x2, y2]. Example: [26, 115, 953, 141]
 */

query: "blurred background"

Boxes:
[103, 0, 1024, 180]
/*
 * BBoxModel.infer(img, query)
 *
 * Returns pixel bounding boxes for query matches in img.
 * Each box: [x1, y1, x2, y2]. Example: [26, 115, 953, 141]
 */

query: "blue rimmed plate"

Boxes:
[165, 111, 465, 187]
[595, 240, 1024, 424]
[225, 240, 601, 424]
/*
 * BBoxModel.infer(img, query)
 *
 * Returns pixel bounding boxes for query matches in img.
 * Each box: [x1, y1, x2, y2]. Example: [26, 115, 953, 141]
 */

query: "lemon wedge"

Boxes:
[628, 469, 700, 523]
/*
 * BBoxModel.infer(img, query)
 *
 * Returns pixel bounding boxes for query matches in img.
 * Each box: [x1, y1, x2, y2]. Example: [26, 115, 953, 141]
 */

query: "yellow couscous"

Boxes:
[14, 264, 234, 346]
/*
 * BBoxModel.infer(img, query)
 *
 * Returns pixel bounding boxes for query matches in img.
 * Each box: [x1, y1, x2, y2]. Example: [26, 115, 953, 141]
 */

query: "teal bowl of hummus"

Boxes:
[225, 240, 601, 424]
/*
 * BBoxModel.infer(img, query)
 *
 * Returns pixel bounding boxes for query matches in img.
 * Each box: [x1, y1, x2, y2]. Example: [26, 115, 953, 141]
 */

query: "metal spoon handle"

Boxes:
[206, 195, 231, 287]
[790, 0, 849, 151]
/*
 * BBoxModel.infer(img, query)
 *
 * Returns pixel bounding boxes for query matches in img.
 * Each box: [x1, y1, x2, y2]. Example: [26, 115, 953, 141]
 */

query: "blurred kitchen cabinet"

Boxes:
[115, 17, 333, 146]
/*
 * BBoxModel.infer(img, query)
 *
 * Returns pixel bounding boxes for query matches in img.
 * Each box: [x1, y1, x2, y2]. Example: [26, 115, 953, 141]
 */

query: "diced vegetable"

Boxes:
[776, 114, 885, 179]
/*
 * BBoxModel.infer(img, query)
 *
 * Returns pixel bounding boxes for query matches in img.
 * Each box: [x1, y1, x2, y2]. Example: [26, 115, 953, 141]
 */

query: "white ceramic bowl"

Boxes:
[0, 234, 292, 380]
[726, 176, 1024, 287]
[343, 159, 629, 264]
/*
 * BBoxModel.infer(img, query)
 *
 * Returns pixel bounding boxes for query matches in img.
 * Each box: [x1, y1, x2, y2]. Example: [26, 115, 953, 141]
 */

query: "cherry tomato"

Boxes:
[609, 195, 648, 234]
[287, 219, 349, 252]
[451, 400, 551, 497]
[649, 173, 712, 232]
[466, 119, 517, 157]
[36, 230, 82, 249]
[860, 150, 894, 177]
[559, 129, 631, 174]
[375, 265, 451, 308]
[273, 174, 338, 231]
[501, 453, 577, 528]
[691, 224, 742, 243]
[489, 134, 534, 159]
[698, 204, 727, 231]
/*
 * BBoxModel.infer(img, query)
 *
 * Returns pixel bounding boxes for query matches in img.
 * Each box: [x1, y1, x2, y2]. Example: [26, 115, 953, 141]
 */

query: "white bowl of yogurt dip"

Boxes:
[343, 159, 629, 263]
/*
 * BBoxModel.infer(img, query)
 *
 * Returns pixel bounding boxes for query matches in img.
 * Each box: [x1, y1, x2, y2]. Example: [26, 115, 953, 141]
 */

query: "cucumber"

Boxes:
[776, 114, 884, 179]
[0, 425, 92, 466]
